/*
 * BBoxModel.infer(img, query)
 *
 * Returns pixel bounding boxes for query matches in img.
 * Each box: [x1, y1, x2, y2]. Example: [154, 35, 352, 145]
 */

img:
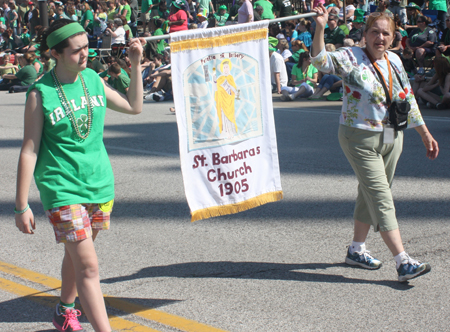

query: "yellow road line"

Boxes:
[0, 260, 229, 332]
[0, 277, 161, 332]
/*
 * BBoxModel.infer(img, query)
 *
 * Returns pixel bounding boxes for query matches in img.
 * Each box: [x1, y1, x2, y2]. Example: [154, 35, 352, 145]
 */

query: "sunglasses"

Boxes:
[369, 11, 394, 18]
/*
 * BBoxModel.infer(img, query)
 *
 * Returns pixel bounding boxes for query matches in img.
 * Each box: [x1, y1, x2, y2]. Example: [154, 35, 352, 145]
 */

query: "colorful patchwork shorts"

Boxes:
[46, 201, 113, 244]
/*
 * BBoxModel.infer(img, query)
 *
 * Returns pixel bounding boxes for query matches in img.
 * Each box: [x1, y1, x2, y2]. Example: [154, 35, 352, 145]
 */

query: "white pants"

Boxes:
[281, 83, 314, 98]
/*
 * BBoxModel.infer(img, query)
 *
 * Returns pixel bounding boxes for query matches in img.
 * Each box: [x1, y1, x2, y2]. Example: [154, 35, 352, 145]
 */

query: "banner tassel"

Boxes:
[191, 191, 283, 222]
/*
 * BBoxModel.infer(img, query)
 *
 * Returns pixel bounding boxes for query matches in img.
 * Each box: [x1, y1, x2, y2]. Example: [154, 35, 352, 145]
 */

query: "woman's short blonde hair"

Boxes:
[365, 13, 395, 35]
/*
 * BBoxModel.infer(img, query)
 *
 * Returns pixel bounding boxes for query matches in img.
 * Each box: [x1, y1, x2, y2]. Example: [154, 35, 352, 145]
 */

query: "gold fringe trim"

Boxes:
[191, 190, 283, 222]
[171, 29, 268, 53]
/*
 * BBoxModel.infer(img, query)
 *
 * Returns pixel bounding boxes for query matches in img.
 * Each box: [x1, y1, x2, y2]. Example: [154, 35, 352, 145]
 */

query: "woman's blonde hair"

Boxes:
[291, 40, 308, 52]
[365, 13, 395, 35]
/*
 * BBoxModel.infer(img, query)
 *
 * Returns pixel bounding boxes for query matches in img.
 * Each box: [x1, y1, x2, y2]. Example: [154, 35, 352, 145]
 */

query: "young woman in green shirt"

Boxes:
[14, 19, 144, 332]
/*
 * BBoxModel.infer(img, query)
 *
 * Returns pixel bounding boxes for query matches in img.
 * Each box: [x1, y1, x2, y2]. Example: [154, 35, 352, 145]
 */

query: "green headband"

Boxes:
[47, 23, 86, 49]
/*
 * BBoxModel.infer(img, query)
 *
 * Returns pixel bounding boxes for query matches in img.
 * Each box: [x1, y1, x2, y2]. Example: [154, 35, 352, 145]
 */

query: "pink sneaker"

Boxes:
[53, 305, 85, 332]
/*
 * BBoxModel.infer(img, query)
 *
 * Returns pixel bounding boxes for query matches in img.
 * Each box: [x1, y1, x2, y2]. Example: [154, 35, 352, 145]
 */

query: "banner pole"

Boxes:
[141, 12, 319, 42]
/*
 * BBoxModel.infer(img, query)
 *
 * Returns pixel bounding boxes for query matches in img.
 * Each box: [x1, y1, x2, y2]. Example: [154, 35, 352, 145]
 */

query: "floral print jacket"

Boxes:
[311, 47, 425, 132]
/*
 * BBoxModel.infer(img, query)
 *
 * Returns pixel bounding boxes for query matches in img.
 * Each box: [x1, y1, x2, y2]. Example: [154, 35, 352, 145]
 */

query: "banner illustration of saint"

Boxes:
[183, 52, 263, 152]
[214, 59, 239, 139]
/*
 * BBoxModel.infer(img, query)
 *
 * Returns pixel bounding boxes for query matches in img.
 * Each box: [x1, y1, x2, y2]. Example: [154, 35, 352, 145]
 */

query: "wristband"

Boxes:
[14, 204, 30, 214]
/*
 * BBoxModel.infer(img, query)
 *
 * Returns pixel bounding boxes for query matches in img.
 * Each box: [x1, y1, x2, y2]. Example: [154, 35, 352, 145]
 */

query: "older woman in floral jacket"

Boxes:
[311, 5, 439, 283]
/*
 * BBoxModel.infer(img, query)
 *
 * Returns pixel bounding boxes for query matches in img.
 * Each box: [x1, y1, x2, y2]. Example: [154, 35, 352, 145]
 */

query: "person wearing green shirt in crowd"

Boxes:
[429, 0, 447, 32]
[197, 0, 214, 17]
[324, 14, 345, 48]
[107, 63, 131, 94]
[107, 1, 117, 20]
[31, 52, 44, 77]
[254, 0, 274, 19]
[157, 1, 169, 19]
[271, 0, 292, 19]
[80, 2, 94, 32]
[153, 17, 166, 54]
[7, 2, 19, 34]
[56, 6, 70, 20]
[120, 0, 132, 23]
[87, 49, 104, 73]
[0, 52, 37, 89]
[375, 0, 393, 16]
[20, 27, 31, 47]
[281, 51, 318, 101]
[39, 51, 56, 74]
[214, 5, 229, 26]
[1, 30, 17, 52]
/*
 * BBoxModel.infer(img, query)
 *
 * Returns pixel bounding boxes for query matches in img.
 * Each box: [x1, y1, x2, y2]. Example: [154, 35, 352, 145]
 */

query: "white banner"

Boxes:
[171, 21, 283, 221]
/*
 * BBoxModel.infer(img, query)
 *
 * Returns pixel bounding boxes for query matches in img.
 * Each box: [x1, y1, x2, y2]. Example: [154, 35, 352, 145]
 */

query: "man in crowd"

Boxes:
[324, 14, 345, 49]
[269, 37, 287, 94]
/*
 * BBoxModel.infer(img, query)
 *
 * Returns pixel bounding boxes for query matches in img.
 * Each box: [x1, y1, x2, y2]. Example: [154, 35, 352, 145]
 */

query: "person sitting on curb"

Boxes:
[281, 51, 318, 101]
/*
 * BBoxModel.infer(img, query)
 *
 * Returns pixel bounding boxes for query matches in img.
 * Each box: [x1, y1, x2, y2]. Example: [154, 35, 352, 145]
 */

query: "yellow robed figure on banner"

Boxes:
[214, 59, 238, 139]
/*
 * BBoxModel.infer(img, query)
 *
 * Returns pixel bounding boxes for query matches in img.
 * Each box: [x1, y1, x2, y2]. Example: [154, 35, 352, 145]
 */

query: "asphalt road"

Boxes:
[1, 92, 449, 332]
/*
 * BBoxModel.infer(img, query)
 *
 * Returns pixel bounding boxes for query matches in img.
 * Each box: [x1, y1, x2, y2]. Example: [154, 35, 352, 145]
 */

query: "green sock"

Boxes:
[59, 301, 75, 314]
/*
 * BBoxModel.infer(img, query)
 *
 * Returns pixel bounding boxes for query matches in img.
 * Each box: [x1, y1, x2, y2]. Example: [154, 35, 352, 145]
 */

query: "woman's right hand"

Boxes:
[15, 209, 35, 234]
[312, 4, 328, 31]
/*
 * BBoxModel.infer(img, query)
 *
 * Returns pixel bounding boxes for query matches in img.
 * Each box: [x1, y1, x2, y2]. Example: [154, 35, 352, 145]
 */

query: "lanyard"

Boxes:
[363, 48, 393, 105]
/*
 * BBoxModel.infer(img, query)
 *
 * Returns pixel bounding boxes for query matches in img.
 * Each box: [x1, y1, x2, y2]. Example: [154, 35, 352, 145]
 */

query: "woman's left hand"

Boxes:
[127, 38, 145, 67]
[421, 132, 439, 160]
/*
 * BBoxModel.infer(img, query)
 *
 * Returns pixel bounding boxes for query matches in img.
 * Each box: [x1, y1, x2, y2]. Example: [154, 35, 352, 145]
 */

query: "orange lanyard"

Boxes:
[364, 49, 393, 104]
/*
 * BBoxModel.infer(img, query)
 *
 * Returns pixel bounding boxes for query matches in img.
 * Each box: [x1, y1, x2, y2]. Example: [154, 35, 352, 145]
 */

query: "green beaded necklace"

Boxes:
[51, 68, 94, 142]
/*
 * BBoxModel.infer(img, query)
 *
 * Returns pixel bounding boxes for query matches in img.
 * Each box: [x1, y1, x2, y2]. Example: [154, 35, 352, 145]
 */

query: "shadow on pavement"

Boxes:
[0, 294, 179, 323]
[101, 261, 414, 291]
[0, 198, 449, 221]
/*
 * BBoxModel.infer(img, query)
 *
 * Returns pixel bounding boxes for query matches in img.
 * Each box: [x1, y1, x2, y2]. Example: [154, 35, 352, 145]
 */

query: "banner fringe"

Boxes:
[171, 29, 268, 53]
[191, 191, 283, 222]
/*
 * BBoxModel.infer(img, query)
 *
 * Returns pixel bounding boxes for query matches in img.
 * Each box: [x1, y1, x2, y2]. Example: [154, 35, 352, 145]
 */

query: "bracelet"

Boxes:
[14, 204, 30, 214]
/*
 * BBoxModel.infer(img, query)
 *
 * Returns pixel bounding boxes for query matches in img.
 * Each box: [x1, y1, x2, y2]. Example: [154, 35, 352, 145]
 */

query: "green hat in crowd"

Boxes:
[353, 8, 365, 20]
[292, 10, 298, 15]
[353, 17, 365, 23]
[219, 5, 227, 11]
[172, 0, 183, 9]
[268, 36, 278, 52]
[406, 2, 421, 10]
[88, 49, 97, 58]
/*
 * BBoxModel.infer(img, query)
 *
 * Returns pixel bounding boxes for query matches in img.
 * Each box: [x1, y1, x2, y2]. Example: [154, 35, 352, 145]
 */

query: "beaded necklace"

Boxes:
[51, 68, 94, 142]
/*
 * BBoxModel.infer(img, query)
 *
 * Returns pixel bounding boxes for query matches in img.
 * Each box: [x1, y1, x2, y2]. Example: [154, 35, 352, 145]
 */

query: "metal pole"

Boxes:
[38, 0, 49, 28]
[344, 0, 347, 26]
[142, 12, 319, 42]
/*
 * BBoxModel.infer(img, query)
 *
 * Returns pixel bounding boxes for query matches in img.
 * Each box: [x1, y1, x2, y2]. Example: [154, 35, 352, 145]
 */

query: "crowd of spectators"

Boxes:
[264, 0, 450, 108]
[1, 0, 450, 108]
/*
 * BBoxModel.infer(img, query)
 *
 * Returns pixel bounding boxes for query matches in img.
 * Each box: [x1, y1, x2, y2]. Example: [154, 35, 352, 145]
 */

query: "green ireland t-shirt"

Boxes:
[15, 65, 37, 85]
[27, 68, 114, 210]
[291, 64, 318, 88]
